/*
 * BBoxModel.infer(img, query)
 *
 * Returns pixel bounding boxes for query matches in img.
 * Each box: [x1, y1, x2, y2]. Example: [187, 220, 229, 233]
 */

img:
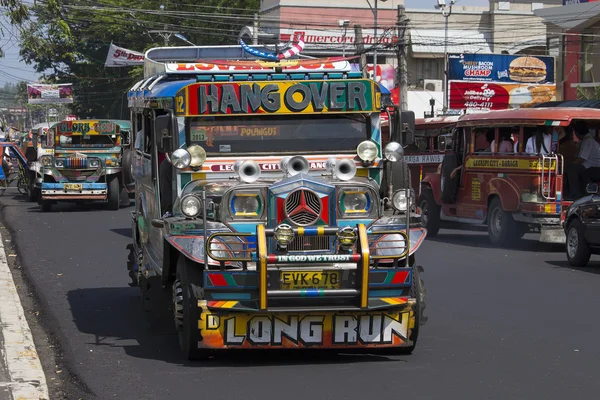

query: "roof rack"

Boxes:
[143, 45, 352, 79]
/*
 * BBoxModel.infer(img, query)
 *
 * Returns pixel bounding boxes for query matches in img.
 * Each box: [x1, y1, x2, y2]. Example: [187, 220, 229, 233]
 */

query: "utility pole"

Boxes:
[354, 25, 367, 78]
[397, 5, 408, 112]
[435, 0, 454, 113]
[149, 26, 175, 46]
[253, 14, 259, 45]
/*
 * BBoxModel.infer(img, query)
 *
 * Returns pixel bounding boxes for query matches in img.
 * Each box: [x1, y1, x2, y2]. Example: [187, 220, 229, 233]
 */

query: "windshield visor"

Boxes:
[57, 134, 118, 148]
[187, 114, 369, 155]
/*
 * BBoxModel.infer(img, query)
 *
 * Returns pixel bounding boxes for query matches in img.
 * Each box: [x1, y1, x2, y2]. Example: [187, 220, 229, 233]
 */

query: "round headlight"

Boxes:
[392, 189, 415, 213]
[343, 192, 369, 212]
[337, 226, 357, 248]
[274, 224, 294, 248]
[55, 160, 64, 168]
[181, 194, 202, 218]
[384, 142, 404, 162]
[89, 159, 100, 168]
[187, 145, 206, 168]
[357, 140, 378, 162]
[233, 196, 260, 214]
[171, 148, 191, 169]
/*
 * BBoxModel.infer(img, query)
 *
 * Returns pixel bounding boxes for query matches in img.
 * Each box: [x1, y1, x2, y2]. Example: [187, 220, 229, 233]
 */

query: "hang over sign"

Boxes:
[176, 80, 377, 116]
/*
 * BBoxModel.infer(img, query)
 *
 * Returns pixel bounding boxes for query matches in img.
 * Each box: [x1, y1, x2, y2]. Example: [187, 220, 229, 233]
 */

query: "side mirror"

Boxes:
[586, 183, 599, 195]
[438, 135, 453, 152]
[155, 115, 173, 153]
[151, 219, 165, 228]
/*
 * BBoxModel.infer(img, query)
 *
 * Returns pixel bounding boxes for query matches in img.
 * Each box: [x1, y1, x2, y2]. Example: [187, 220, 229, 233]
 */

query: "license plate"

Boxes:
[64, 183, 82, 191]
[280, 271, 341, 290]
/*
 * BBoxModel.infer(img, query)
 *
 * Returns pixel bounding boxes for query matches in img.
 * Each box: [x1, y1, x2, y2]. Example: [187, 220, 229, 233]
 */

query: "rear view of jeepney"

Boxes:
[128, 45, 427, 360]
[39, 120, 123, 212]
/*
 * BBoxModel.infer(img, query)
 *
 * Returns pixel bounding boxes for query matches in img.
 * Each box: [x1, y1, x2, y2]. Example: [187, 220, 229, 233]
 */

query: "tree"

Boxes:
[18, 0, 259, 119]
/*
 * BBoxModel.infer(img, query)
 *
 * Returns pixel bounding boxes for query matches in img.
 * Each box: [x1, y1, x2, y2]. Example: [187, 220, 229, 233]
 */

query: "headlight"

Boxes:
[392, 189, 415, 213]
[171, 148, 191, 169]
[384, 142, 404, 162]
[274, 224, 294, 248]
[187, 145, 206, 168]
[89, 159, 100, 168]
[181, 194, 202, 218]
[339, 188, 373, 216]
[232, 194, 261, 217]
[357, 140, 378, 162]
[337, 226, 357, 249]
[55, 159, 64, 168]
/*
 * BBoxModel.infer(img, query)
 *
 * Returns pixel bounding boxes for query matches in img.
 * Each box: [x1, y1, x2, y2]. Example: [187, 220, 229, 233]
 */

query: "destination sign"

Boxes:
[465, 157, 556, 170]
[176, 80, 377, 116]
[55, 120, 119, 135]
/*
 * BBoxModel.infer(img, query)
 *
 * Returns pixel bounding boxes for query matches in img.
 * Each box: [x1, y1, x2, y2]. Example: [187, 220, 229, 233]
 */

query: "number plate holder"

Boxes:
[280, 271, 341, 290]
[64, 183, 82, 191]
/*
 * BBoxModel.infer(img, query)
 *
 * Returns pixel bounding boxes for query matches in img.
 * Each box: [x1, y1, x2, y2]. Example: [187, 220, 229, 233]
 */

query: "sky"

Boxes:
[0, 0, 490, 87]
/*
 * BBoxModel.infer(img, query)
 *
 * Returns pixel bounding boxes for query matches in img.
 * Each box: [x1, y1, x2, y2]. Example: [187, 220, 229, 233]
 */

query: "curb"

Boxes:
[0, 235, 49, 400]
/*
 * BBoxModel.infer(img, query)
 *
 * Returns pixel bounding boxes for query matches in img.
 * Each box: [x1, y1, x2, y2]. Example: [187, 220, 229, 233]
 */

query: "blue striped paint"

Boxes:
[41, 183, 107, 190]
[368, 289, 405, 297]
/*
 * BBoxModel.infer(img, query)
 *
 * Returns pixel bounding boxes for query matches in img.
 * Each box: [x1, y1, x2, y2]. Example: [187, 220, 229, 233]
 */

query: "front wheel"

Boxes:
[27, 176, 39, 202]
[173, 257, 208, 360]
[487, 197, 517, 246]
[107, 177, 120, 210]
[418, 189, 440, 237]
[41, 200, 52, 212]
[566, 219, 592, 267]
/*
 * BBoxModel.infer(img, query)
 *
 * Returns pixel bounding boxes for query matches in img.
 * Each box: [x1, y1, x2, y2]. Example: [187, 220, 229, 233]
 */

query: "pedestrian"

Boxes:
[565, 120, 600, 199]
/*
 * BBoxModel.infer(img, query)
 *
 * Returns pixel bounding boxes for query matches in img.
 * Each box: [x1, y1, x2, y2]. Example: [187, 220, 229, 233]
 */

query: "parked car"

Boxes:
[564, 183, 600, 266]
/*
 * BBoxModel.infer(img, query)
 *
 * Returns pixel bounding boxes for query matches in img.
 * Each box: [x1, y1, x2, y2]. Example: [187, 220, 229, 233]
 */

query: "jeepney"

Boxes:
[126, 44, 427, 359]
[22, 122, 53, 202]
[409, 116, 459, 192]
[39, 119, 124, 211]
[419, 107, 600, 245]
[112, 119, 135, 196]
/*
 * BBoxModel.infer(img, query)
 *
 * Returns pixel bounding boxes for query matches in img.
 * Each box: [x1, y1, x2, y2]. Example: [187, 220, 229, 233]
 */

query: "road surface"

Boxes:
[1, 194, 599, 400]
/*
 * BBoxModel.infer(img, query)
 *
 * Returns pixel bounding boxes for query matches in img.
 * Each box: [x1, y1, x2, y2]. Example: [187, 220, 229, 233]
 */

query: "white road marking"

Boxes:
[0, 233, 49, 400]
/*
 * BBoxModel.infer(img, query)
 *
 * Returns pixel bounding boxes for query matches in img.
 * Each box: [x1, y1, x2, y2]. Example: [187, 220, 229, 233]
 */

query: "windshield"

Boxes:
[57, 134, 118, 148]
[186, 114, 369, 155]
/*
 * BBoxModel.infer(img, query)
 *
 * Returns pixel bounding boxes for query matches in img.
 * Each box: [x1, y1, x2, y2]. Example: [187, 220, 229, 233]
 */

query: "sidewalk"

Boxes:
[0, 231, 49, 400]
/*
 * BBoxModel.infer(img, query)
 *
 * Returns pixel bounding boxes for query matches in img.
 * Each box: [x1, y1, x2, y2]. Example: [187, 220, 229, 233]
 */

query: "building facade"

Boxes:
[240, 0, 561, 116]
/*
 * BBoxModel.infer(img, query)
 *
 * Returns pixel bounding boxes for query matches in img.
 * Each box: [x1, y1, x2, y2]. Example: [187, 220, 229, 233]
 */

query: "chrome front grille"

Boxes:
[64, 157, 88, 168]
[284, 189, 322, 226]
[287, 236, 331, 251]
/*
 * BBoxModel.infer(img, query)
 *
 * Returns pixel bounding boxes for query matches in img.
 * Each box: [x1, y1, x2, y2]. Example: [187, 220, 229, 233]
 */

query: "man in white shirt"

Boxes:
[525, 130, 552, 155]
[565, 121, 600, 199]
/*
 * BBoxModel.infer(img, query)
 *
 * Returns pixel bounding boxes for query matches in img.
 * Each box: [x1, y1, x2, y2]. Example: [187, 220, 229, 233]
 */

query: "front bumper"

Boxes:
[197, 301, 416, 349]
[41, 182, 107, 201]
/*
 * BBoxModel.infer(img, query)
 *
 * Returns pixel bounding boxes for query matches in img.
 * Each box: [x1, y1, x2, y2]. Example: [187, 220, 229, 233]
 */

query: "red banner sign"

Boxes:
[449, 81, 556, 112]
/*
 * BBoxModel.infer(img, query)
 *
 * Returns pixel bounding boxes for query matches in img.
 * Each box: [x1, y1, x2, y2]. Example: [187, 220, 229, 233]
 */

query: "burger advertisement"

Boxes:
[447, 53, 556, 112]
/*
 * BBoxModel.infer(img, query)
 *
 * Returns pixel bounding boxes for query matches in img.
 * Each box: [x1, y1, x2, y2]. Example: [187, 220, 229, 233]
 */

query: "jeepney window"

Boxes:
[133, 113, 143, 153]
[56, 134, 116, 148]
[474, 129, 493, 153]
[143, 113, 153, 155]
[187, 114, 368, 155]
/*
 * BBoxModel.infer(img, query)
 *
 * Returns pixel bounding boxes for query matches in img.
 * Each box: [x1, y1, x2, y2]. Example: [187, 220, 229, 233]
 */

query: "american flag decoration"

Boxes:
[239, 33, 306, 61]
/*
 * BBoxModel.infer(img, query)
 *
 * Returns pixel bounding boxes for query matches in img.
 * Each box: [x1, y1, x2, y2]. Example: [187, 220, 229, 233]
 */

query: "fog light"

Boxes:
[337, 226, 357, 248]
[274, 224, 294, 249]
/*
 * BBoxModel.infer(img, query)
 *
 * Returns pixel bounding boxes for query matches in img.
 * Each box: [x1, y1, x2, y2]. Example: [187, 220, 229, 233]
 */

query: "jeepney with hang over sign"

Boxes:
[419, 107, 600, 245]
[39, 119, 124, 212]
[126, 44, 427, 359]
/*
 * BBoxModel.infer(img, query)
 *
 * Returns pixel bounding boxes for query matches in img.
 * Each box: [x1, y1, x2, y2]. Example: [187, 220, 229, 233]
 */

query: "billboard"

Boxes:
[448, 53, 555, 84]
[27, 84, 73, 104]
[449, 81, 556, 112]
[105, 43, 145, 67]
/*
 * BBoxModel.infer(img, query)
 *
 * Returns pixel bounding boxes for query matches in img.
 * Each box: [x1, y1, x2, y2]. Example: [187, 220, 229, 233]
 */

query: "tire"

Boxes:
[566, 219, 592, 267]
[27, 174, 38, 202]
[418, 189, 440, 237]
[122, 149, 134, 186]
[173, 257, 208, 360]
[119, 187, 130, 207]
[391, 160, 411, 190]
[487, 197, 517, 246]
[440, 154, 459, 203]
[41, 200, 52, 212]
[107, 176, 120, 210]
[388, 262, 426, 355]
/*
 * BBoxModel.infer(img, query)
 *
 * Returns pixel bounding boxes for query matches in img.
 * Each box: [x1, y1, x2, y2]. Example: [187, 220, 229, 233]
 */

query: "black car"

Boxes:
[564, 183, 600, 266]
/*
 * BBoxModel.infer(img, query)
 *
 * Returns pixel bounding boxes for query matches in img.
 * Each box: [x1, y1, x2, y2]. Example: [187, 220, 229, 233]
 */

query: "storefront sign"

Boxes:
[448, 53, 555, 84]
[563, 0, 599, 4]
[27, 83, 73, 104]
[176, 80, 377, 116]
[449, 81, 556, 111]
[280, 30, 398, 46]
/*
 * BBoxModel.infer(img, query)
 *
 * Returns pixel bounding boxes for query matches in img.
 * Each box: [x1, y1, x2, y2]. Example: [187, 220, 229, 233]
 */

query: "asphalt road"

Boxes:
[1, 192, 600, 400]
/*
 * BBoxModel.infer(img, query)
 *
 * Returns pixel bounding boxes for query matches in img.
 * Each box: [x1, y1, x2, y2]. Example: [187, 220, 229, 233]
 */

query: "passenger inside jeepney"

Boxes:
[564, 120, 600, 199]
[525, 128, 551, 155]
[490, 128, 514, 153]
[558, 129, 578, 165]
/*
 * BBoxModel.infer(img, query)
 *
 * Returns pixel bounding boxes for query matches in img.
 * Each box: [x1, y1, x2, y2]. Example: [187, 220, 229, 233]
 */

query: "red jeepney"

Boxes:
[418, 107, 600, 246]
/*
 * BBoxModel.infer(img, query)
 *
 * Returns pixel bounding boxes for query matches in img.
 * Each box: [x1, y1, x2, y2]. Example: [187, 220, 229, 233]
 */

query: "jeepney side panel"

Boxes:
[421, 172, 442, 205]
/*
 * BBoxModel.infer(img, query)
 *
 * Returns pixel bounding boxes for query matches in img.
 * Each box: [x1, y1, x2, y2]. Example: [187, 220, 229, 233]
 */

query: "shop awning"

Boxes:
[410, 29, 492, 56]
[535, 3, 600, 31]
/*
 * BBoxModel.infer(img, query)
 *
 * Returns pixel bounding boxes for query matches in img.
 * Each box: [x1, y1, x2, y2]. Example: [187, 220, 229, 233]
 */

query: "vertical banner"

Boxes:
[27, 84, 73, 104]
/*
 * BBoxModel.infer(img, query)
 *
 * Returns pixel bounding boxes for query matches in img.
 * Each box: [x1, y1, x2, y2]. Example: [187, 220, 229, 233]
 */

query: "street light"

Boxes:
[174, 33, 196, 46]
[366, 0, 388, 81]
[434, 0, 454, 113]
[338, 20, 350, 57]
